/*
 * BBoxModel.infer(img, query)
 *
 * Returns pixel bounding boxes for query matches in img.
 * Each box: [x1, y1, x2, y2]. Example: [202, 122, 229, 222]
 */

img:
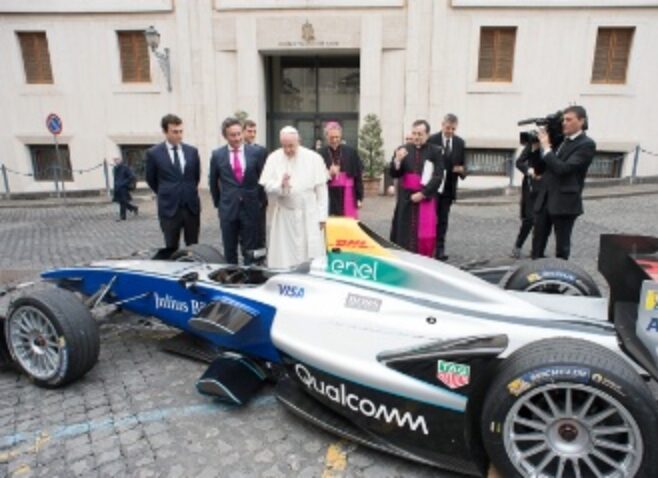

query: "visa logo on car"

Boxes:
[278, 284, 305, 298]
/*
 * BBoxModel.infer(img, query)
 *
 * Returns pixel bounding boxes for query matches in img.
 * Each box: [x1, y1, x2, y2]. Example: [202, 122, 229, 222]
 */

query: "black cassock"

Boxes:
[319, 144, 364, 217]
[389, 143, 444, 256]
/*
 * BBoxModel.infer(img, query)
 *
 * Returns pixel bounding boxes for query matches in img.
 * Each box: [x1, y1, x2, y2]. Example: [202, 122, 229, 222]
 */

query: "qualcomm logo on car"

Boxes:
[153, 292, 206, 314]
[294, 363, 429, 435]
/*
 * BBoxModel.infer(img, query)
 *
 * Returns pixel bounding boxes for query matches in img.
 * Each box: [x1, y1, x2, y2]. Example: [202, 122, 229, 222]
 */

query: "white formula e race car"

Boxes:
[1, 218, 657, 478]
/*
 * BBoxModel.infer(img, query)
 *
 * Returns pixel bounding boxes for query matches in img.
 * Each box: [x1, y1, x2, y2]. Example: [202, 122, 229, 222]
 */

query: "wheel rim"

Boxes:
[524, 279, 585, 296]
[503, 383, 643, 478]
[7, 305, 62, 381]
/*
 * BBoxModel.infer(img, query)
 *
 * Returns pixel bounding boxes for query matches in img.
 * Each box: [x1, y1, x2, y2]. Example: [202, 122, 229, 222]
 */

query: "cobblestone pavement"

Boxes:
[0, 189, 656, 478]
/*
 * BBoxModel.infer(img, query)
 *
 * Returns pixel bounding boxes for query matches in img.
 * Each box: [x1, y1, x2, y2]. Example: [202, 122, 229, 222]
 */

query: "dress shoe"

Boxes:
[511, 246, 521, 259]
[437, 254, 449, 262]
[132, 206, 139, 216]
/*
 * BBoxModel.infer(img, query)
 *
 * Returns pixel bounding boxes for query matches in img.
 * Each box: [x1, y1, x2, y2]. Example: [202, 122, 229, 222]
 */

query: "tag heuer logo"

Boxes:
[437, 360, 470, 389]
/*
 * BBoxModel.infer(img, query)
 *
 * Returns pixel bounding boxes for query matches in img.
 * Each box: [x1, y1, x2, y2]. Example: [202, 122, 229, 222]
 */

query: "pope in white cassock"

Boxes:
[259, 126, 329, 268]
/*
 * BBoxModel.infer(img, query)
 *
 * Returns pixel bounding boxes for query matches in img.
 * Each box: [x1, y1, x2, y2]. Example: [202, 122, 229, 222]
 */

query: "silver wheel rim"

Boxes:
[8, 305, 62, 381]
[524, 279, 585, 296]
[503, 383, 643, 478]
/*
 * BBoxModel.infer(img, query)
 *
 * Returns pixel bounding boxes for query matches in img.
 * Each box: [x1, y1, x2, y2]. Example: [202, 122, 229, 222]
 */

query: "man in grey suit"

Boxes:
[145, 114, 201, 253]
[209, 117, 266, 264]
[533, 105, 595, 260]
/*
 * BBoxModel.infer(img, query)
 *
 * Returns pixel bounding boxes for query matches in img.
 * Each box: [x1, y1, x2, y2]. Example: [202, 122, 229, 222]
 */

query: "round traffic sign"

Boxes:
[46, 113, 63, 135]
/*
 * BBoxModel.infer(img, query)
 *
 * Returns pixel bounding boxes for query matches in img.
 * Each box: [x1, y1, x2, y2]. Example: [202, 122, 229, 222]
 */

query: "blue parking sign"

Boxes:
[46, 113, 63, 135]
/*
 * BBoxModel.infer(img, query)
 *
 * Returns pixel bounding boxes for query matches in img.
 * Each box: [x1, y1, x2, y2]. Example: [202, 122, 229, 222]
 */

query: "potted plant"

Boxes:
[358, 114, 385, 196]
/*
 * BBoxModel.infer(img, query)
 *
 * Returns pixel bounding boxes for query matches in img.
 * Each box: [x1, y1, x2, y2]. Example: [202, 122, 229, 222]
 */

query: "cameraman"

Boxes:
[511, 143, 544, 258]
[532, 105, 595, 260]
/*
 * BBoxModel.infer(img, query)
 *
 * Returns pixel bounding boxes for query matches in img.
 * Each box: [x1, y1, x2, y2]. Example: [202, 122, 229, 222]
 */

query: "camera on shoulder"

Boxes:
[518, 111, 564, 149]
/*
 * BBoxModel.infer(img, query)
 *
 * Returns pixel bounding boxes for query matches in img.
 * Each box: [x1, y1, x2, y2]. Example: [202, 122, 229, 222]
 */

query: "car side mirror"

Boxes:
[178, 272, 199, 289]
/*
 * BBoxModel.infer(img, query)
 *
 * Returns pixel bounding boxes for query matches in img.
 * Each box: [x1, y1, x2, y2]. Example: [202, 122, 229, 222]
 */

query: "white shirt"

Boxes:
[166, 141, 186, 173]
[542, 130, 583, 157]
[443, 136, 452, 151]
[228, 144, 246, 172]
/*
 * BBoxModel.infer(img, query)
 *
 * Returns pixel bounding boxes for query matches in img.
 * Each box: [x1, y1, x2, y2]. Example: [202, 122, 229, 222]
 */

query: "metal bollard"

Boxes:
[103, 159, 111, 198]
[630, 145, 640, 184]
[1, 164, 10, 199]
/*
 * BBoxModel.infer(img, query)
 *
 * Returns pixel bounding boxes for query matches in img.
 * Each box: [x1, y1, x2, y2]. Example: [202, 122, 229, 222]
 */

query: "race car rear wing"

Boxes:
[598, 234, 658, 380]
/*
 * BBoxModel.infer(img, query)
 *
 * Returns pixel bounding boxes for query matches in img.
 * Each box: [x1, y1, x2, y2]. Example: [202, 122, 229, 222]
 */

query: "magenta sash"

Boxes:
[329, 172, 358, 219]
[401, 173, 437, 257]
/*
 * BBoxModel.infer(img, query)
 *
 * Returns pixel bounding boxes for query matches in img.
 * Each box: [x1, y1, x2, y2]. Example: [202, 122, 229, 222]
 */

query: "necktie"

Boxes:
[557, 137, 570, 156]
[172, 145, 182, 174]
[232, 148, 243, 184]
[445, 138, 452, 157]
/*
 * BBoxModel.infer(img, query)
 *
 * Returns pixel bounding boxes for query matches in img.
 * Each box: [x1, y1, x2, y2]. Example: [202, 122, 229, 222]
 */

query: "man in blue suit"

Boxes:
[145, 114, 201, 252]
[209, 117, 266, 264]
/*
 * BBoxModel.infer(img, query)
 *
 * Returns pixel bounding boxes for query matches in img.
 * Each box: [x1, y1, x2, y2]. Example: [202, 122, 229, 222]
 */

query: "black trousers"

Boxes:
[514, 191, 534, 249]
[118, 200, 137, 220]
[220, 208, 259, 265]
[159, 207, 200, 250]
[435, 196, 453, 257]
[532, 207, 577, 260]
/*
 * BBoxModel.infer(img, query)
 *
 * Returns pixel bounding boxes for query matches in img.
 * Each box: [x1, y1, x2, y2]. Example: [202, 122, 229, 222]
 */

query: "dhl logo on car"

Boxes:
[325, 217, 392, 258]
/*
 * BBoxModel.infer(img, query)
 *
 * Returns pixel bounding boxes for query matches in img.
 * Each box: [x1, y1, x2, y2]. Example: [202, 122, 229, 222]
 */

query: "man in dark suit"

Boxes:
[112, 156, 138, 221]
[511, 143, 545, 258]
[427, 114, 466, 261]
[145, 114, 201, 253]
[533, 105, 595, 260]
[209, 117, 265, 265]
[243, 119, 268, 248]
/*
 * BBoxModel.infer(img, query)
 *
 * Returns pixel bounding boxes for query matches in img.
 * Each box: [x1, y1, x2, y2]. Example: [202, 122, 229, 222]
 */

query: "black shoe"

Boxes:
[511, 247, 521, 259]
[437, 254, 449, 262]
[116, 218, 126, 222]
[132, 206, 139, 216]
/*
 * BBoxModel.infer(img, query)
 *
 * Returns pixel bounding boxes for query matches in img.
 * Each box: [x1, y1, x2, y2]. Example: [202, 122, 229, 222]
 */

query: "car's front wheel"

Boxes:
[5, 288, 100, 387]
[481, 338, 658, 478]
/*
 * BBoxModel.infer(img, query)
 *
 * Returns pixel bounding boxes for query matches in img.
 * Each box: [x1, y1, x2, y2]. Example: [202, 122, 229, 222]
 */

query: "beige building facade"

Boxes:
[1, 0, 657, 194]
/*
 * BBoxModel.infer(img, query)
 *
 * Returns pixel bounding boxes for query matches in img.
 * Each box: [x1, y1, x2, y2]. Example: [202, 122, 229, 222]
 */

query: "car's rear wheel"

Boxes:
[170, 244, 226, 264]
[501, 258, 601, 296]
[481, 338, 658, 478]
[5, 288, 100, 388]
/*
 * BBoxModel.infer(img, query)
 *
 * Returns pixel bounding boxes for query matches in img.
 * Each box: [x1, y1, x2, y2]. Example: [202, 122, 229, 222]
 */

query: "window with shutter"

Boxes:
[119, 145, 154, 181]
[17, 32, 54, 84]
[29, 145, 73, 181]
[118, 31, 151, 83]
[478, 27, 516, 82]
[591, 27, 634, 84]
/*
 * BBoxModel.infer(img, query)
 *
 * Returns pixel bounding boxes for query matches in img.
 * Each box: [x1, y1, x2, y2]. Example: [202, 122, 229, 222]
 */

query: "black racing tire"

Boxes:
[481, 337, 658, 478]
[501, 258, 601, 297]
[5, 288, 100, 388]
[0, 316, 13, 371]
[170, 244, 226, 264]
